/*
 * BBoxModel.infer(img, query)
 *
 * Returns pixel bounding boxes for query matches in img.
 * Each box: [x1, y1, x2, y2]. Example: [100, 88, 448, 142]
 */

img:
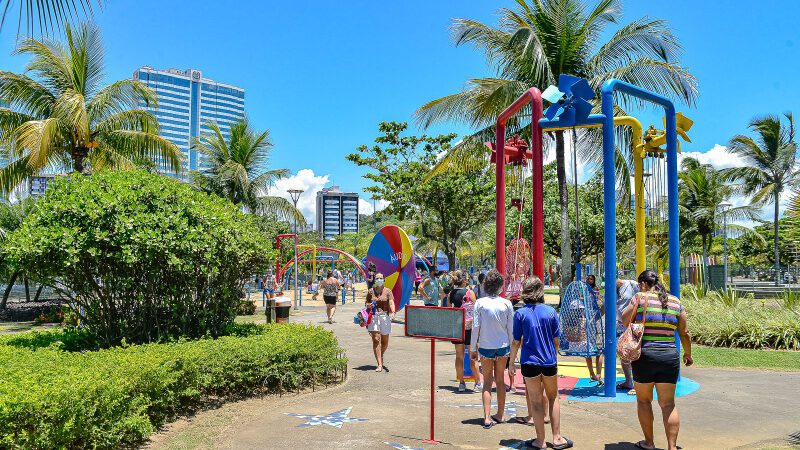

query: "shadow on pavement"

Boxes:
[352, 365, 378, 371]
[603, 443, 648, 450]
[437, 385, 476, 394]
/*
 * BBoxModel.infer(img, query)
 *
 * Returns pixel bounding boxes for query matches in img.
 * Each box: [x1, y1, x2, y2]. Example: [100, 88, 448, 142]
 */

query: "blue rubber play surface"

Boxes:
[564, 377, 700, 403]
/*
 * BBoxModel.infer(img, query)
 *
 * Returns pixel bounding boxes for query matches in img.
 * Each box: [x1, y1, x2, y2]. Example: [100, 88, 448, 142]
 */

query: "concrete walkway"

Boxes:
[148, 299, 800, 450]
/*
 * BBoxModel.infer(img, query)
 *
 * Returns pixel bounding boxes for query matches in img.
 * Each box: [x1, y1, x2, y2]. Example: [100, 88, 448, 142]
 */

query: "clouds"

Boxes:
[679, 144, 747, 169]
[271, 169, 329, 224]
[359, 197, 389, 215]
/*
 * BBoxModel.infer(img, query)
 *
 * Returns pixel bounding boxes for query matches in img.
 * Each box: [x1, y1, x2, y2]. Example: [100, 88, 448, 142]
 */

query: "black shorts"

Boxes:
[521, 363, 558, 378]
[452, 329, 472, 346]
[323, 295, 338, 305]
[631, 346, 680, 384]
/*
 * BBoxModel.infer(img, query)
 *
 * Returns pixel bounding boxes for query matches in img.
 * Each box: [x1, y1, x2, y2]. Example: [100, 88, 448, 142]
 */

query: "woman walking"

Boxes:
[365, 272, 395, 372]
[621, 270, 692, 450]
[419, 271, 440, 306]
[321, 270, 340, 324]
[366, 262, 377, 290]
[445, 270, 481, 392]
[469, 269, 514, 428]
[509, 276, 572, 450]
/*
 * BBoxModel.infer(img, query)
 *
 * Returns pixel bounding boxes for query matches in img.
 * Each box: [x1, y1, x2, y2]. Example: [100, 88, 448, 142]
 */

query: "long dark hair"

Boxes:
[638, 269, 669, 308]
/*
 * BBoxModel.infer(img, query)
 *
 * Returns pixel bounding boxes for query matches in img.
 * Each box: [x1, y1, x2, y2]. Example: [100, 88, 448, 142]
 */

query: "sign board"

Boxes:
[707, 265, 726, 291]
[405, 306, 465, 341]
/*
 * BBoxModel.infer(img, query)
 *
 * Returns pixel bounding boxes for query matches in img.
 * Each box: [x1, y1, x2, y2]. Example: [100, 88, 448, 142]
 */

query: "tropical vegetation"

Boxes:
[0, 23, 182, 193]
[192, 119, 304, 224]
[3, 170, 272, 346]
[723, 113, 799, 284]
[0, 323, 346, 449]
[414, 0, 698, 293]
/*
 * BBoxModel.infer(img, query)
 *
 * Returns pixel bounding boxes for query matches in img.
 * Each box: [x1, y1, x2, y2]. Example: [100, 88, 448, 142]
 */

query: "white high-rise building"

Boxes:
[316, 186, 359, 240]
[133, 67, 245, 177]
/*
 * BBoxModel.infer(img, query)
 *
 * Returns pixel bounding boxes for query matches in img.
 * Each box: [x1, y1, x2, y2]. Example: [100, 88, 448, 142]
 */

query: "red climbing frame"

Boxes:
[493, 88, 545, 282]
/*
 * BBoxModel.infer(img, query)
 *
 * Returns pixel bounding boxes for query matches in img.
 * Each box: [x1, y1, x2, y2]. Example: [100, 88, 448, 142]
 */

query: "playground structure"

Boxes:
[274, 234, 367, 300]
[491, 75, 684, 397]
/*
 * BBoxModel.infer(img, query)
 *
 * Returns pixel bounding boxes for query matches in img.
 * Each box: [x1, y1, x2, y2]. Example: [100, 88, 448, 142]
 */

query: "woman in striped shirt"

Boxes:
[621, 270, 692, 450]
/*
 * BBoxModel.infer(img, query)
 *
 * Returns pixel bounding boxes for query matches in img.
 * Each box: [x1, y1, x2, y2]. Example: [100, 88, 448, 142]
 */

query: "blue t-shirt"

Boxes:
[512, 303, 560, 367]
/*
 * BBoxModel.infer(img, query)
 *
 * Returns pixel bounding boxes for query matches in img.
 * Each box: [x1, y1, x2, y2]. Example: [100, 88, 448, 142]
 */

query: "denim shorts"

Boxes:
[478, 346, 510, 360]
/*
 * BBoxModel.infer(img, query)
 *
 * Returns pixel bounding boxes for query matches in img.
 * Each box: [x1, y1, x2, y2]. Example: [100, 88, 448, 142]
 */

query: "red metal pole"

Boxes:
[423, 338, 441, 444]
[494, 88, 544, 281]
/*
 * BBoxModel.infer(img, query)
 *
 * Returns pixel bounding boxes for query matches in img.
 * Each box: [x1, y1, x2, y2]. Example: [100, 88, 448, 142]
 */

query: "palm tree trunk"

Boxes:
[72, 147, 89, 173]
[774, 191, 781, 286]
[555, 130, 572, 297]
[701, 234, 708, 288]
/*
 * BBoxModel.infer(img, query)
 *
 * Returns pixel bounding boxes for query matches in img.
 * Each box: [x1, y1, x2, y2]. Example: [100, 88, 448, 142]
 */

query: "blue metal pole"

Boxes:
[600, 85, 618, 398]
[664, 101, 682, 359]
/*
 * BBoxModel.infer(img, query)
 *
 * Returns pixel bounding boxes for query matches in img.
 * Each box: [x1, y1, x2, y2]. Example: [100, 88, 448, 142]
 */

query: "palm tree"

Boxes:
[0, 0, 100, 36]
[191, 119, 305, 224]
[722, 113, 799, 285]
[414, 0, 697, 294]
[0, 23, 181, 192]
[679, 157, 761, 285]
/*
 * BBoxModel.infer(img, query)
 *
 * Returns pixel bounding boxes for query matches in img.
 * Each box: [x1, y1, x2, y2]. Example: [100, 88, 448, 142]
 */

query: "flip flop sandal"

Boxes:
[523, 439, 546, 450]
[491, 415, 504, 424]
[551, 437, 574, 450]
[510, 417, 531, 425]
[634, 441, 656, 450]
[482, 421, 493, 429]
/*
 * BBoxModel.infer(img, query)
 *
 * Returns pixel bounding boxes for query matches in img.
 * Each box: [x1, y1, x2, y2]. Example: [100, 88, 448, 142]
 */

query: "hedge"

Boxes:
[0, 324, 346, 449]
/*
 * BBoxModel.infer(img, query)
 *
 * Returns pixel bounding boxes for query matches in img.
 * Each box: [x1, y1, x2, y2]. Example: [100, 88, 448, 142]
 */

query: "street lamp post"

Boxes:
[288, 189, 304, 310]
[720, 202, 732, 290]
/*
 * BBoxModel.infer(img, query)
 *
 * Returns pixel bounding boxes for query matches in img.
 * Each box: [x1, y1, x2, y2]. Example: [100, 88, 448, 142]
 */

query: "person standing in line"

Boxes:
[320, 270, 340, 324]
[470, 269, 515, 429]
[509, 276, 573, 450]
[366, 262, 377, 290]
[446, 270, 481, 392]
[616, 278, 640, 393]
[419, 271, 440, 306]
[365, 273, 395, 372]
[621, 270, 692, 450]
[583, 274, 604, 384]
[475, 272, 487, 299]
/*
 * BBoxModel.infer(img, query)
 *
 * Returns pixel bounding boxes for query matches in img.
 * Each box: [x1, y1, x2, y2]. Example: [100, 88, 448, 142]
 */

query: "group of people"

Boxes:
[360, 265, 692, 450]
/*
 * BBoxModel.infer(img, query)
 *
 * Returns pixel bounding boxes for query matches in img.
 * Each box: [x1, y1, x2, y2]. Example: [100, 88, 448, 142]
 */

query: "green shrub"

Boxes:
[682, 285, 800, 350]
[0, 324, 346, 449]
[3, 171, 274, 346]
[236, 299, 257, 315]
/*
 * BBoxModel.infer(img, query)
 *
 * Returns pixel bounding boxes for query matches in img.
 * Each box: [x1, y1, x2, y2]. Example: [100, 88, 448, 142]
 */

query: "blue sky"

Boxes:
[1, 0, 799, 222]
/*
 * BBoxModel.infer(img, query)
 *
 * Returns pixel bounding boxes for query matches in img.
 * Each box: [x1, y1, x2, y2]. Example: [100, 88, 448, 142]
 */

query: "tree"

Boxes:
[0, 197, 37, 309]
[722, 113, 799, 285]
[3, 171, 273, 346]
[347, 122, 496, 269]
[191, 119, 304, 224]
[0, 0, 100, 36]
[414, 0, 697, 294]
[0, 23, 181, 192]
[679, 157, 761, 282]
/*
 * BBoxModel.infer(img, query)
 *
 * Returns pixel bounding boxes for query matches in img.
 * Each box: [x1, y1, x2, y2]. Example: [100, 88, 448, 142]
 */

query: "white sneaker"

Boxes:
[458, 381, 466, 392]
[473, 382, 483, 391]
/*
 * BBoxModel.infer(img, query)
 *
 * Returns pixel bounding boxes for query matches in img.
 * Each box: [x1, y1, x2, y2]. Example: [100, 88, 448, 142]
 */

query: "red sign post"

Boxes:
[405, 306, 465, 444]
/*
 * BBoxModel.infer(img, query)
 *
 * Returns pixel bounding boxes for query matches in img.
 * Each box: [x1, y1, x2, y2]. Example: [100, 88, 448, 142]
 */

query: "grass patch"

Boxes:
[0, 323, 346, 449]
[692, 345, 800, 371]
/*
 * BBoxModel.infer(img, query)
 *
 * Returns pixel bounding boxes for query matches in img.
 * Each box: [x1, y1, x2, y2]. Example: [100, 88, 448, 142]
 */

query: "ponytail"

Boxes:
[638, 269, 669, 308]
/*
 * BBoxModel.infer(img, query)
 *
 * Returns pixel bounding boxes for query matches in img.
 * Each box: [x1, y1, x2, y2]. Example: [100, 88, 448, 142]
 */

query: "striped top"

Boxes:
[632, 291, 683, 348]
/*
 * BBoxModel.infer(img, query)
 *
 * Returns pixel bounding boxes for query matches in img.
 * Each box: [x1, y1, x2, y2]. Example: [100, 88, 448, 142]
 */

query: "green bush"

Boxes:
[683, 285, 800, 350]
[0, 324, 346, 449]
[3, 170, 274, 346]
[237, 299, 257, 315]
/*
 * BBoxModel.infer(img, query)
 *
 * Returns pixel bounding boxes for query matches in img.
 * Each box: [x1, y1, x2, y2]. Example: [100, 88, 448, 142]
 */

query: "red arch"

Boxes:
[278, 247, 367, 281]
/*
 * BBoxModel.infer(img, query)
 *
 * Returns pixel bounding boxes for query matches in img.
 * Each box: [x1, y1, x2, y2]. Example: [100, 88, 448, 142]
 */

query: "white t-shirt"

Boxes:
[470, 295, 515, 350]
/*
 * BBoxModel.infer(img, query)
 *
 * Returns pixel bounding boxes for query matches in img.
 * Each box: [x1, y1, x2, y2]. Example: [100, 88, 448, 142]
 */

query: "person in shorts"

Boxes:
[263, 270, 276, 301]
[320, 270, 340, 324]
[616, 278, 640, 392]
[419, 271, 440, 306]
[365, 273, 395, 372]
[620, 270, 692, 450]
[446, 270, 481, 392]
[509, 276, 572, 450]
[469, 269, 514, 428]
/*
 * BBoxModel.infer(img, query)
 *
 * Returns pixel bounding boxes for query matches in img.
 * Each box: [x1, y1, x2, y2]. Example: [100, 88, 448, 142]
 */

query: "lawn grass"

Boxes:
[692, 345, 800, 371]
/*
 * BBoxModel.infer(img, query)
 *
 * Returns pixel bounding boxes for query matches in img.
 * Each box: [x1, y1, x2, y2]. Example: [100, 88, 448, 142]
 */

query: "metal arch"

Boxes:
[278, 246, 368, 281]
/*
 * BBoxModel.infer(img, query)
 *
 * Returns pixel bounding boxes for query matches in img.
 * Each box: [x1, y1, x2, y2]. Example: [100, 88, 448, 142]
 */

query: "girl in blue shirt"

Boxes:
[509, 276, 573, 450]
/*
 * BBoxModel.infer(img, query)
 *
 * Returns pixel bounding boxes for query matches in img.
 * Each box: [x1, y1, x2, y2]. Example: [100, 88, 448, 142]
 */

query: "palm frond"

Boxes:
[100, 129, 182, 174]
[0, 0, 101, 36]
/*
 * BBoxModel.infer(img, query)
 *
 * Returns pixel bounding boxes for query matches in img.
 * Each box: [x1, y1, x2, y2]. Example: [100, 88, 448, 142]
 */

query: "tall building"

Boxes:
[316, 186, 359, 239]
[133, 67, 245, 177]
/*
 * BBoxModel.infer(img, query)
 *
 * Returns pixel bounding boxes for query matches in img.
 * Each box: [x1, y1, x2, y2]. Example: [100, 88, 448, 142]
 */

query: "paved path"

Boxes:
[148, 300, 800, 450]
